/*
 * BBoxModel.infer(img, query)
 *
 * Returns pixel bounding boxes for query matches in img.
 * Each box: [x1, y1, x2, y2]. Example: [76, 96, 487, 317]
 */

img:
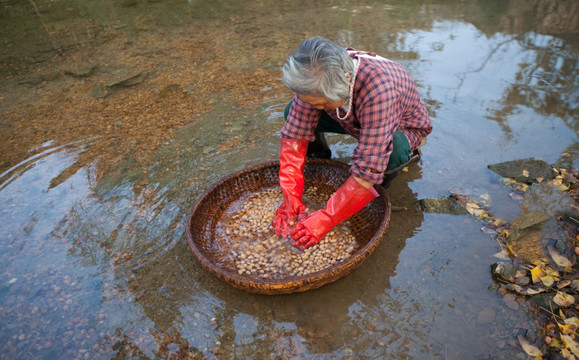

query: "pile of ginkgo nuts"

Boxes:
[218, 187, 359, 279]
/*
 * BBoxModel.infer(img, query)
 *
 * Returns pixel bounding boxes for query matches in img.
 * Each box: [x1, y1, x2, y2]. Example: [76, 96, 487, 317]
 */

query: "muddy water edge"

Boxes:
[1, 0, 578, 359]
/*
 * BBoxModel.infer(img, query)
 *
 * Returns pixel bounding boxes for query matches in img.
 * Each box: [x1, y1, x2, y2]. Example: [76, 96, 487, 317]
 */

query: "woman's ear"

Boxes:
[345, 72, 351, 82]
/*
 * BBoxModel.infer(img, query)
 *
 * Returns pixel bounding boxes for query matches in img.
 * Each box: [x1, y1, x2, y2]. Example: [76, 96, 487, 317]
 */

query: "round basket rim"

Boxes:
[185, 159, 391, 294]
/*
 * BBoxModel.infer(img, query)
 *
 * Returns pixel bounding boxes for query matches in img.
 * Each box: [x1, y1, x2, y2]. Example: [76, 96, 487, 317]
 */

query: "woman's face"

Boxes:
[298, 94, 347, 111]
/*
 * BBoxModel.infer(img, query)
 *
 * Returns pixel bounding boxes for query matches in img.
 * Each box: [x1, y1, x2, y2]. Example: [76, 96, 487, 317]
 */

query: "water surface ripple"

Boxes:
[0, 0, 577, 359]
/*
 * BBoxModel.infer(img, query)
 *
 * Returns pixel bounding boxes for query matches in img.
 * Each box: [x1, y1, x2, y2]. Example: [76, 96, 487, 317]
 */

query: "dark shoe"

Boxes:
[307, 131, 332, 159]
[382, 149, 421, 188]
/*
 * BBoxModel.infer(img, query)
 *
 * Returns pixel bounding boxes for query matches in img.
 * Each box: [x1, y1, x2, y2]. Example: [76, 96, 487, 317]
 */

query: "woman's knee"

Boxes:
[387, 131, 411, 170]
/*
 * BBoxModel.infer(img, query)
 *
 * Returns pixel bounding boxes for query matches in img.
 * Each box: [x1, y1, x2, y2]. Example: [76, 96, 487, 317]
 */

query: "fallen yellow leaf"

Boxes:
[561, 334, 579, 356]
[565, 317, 579, 329]
[547, 246, 573, 271]
[545, 267, 560, 278]
[540, 275, 556, 288]
[466, 202, 481, 209]
[493, 250, 511, 261]
[497, 228, 510, 238]
[552, 176, 570, 191]
[561, 348, 572, 358]
[522, 169, 530, 177]
[517, 335, 542, 358]
[553, 291, 575, 307]
[557, 280, 572, 289]
[531, 259, 544, 266]
[531, 267, 546, 284]
[492, 218, 505, 226]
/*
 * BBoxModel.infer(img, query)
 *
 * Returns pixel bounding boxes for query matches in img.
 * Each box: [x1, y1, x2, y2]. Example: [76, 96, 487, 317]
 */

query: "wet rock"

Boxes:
[506, 213, 555, 263]
[477, 306, 496, 324]
[89, 85, 108, 99]
[89, 72, 146, 99]
[528, 293, 558, 310]
[159, 84, 183, 98]
[19, 74, 44, 85]
[488, 158, 557, 184]
[106, 72, 145, 88]
[41, 71, 61, 81]
[523, 181, 578, 219]
[491, 262, 527, 283]
[418, 197, 469, 215]
[511, 211, 551, 230]
[515, 276, 531, 286]
[64, 65, 97, 78]
[503, 293, 519, 311]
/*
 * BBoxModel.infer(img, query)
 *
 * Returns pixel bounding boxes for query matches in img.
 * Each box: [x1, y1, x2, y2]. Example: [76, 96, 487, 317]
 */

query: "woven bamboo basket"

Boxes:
[185, 159, 391, 295]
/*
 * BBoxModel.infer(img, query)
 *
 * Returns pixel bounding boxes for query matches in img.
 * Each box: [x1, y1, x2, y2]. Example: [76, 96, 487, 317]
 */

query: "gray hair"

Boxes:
[282, 37, 354, 102]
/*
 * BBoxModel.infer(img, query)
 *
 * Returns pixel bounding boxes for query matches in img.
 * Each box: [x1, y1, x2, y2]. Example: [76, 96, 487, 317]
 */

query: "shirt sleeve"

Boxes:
[401, 100, 432, 149]
[280, 95, 321, 142]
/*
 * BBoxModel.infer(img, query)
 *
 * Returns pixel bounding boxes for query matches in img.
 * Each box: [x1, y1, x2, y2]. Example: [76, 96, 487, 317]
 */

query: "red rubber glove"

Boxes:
[273, 139, 309, 237]
[290, 176, 378, 249]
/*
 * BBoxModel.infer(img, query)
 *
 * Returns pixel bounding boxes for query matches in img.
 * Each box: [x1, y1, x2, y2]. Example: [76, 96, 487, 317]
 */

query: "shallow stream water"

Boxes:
[0, 0, 577, 359]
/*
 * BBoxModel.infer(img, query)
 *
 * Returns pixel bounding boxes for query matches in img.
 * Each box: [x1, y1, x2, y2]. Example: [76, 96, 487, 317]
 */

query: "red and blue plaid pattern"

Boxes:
[281, 51, 432, 184]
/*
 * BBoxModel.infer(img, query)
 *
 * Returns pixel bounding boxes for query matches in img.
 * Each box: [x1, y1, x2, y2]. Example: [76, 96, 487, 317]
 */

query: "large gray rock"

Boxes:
[418, 197, 469, 215]
[488, 158, 557, 184]
[490, 262, 527, 283]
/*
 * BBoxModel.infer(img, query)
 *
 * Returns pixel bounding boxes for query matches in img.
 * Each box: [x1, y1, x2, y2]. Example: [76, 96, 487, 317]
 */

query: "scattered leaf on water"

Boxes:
[531, 267, 546, 284]
[565, 317, 579, 330]
[553, 292, 575, 307]
[547, 246, 573, 271]
[504, 293, 520, 310]
[557, 280, 572, 289]
[561, 335, 579, 357]
[517, 335, 543, 358]
[450, 193, 494, 218]
[522, 169, 530, 178]
[466, 201, 480, 209]
[552, 176, 570, 191]
[540, 275, 557, 288]
[481, 226, 497, 234]
[493, 250, 512, 261]
[560, 309, 567, 321]
[505, 283, 547, 296]
[561, 348, 572, 359]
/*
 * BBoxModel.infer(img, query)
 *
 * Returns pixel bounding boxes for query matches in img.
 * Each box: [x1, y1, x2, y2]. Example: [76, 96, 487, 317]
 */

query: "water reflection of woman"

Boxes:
[274, 36, 432, 250]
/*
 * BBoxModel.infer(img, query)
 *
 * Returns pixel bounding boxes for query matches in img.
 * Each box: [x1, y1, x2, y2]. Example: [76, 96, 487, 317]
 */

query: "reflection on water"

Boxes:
[0, 0, 577, 359]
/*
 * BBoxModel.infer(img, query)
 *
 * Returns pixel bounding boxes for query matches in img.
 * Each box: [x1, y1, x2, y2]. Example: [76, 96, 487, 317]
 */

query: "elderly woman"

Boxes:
[274, 36, 432, 249]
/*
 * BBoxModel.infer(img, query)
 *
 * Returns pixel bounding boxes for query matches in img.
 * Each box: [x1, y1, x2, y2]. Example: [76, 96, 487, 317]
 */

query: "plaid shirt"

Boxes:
[281, 50, 432, 184]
